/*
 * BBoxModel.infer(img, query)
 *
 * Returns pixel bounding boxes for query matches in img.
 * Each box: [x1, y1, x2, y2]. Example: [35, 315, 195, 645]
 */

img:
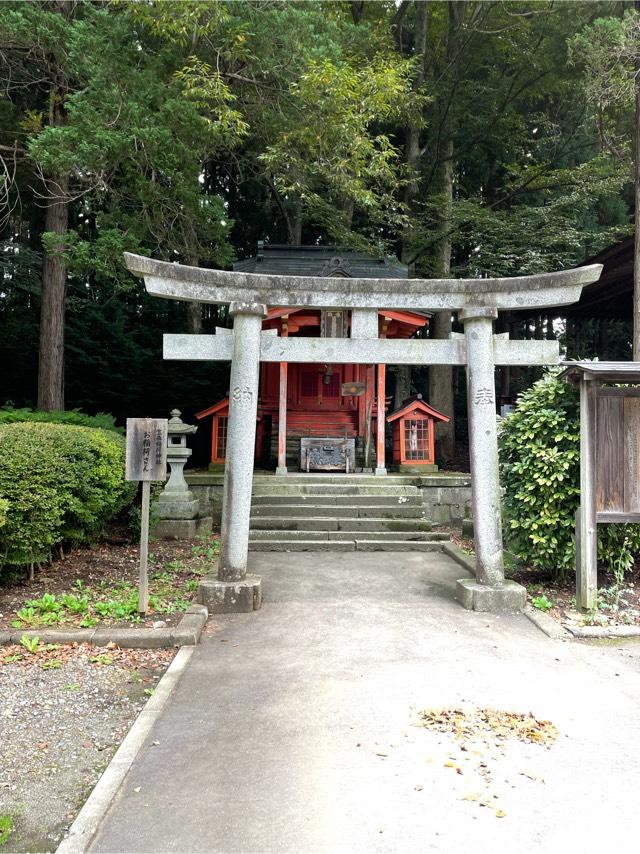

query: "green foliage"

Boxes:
[531, 594, 554, 613]
[19, 634, 40, 654]
[500, 373, 640, 579]
[0, 423, 136, 572]
[0, 814, 14, 846]
[0, 406, 121, 432]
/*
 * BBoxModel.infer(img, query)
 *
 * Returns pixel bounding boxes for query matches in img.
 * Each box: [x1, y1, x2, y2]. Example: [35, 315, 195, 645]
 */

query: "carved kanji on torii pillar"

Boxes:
[124, 252, 602, 615]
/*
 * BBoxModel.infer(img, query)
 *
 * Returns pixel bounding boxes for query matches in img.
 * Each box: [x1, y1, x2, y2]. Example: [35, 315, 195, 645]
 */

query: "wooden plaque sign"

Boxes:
[595, 389, 640, 518]
[341, 381, 366, 396]
[125, 418, 168, 482]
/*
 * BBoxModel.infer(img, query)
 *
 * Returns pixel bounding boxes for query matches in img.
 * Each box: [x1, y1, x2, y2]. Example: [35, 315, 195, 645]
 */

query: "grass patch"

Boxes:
[0, 815, 14, 846]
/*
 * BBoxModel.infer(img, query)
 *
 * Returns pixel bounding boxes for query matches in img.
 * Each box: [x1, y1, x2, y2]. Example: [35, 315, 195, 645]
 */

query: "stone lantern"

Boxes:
[156, 409, 212, 539]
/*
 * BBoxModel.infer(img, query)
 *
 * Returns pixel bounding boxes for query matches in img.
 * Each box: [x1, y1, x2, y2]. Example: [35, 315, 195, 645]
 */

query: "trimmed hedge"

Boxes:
[0, 422, 136, 571]
[0, 406, 121, 433]
[499, 372, 640, 580]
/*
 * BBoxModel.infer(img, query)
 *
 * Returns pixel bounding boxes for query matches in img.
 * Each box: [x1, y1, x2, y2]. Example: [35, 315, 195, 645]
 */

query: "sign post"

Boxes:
[125, 418, 168, 614]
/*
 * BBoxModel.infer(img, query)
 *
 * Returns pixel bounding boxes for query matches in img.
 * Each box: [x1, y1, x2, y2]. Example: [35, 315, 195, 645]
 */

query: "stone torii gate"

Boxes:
[124, 253, 602, 614]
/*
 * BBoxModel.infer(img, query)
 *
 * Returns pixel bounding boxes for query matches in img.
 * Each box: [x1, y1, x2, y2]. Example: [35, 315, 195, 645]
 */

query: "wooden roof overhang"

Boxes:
[559, 361, 640, 384]
[387, 398, 451, 424]
[263, 307, 429, 339]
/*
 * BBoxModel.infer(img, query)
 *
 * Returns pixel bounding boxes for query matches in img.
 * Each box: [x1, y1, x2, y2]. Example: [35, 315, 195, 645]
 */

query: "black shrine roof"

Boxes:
[233, 243, 408, 280]
[564, 236, 633, 320]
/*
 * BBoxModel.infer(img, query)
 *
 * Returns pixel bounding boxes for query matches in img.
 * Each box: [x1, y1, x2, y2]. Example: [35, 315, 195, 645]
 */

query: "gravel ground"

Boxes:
[0, 644, 174, 853]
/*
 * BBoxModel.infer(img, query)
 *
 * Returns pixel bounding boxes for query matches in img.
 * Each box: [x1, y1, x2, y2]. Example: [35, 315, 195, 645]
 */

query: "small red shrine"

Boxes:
[196, 245, 434, 473]
[386, 395, 449, 471]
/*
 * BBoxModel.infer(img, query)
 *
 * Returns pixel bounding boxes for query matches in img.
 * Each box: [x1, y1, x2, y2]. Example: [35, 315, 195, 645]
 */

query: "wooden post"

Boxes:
[139, 480, 150, 614]
[577, 376, 598, 610]
[375, 363, 386, 475]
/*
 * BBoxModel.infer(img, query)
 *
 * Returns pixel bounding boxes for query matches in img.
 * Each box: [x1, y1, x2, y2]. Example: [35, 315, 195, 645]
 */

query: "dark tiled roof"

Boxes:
[233, 244, 408, 280]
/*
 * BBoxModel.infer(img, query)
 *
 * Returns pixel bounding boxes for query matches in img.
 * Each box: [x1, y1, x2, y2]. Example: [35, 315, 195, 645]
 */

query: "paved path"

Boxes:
[89, 552, 640, 853]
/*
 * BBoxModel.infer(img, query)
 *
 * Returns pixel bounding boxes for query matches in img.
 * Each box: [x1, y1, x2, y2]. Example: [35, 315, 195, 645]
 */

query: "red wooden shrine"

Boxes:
[197, 307, 430, 471]
[386, 396, 450, 468]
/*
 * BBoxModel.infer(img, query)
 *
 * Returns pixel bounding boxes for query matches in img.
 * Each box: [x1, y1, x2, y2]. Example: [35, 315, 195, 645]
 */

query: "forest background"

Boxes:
[1, 0, 638, 462]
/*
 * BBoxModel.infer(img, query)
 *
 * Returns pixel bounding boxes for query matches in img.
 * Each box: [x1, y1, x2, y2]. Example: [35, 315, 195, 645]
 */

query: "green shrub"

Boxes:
[499, 372, 640, 580]
[0, 422, 136, 571]
[0, 406, 121, 433]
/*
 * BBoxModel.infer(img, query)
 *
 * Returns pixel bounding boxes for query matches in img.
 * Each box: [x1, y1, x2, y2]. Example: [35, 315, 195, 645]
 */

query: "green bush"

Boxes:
[0, 422, 136, 572]
[0, 406, 121, 433]
[499, 372, 640, 580]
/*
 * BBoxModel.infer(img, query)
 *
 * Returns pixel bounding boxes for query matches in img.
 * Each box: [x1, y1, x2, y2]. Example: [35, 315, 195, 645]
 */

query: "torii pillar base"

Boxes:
[197, 574, 262, 614]
[455, 579, 526, 613]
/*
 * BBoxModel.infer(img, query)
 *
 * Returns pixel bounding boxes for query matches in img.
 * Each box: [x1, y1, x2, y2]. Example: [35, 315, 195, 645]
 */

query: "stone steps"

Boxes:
[250, 529, 448, 542]
[251, 504, 426, 519]
[250, 494, 424, 506]
[249, 517, 433, 532]
[252, 484, 420, 497]
[247, 472, 442, 552]
[248, 539, 444, 552]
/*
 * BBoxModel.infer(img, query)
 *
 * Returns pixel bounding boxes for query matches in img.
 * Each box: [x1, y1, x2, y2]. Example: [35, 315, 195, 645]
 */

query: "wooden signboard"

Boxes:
[561, 363, 640, 612]
[125, 418, 168, 482]
[594, 389, 640, 520]
[341, 381, 366, 397]
[125, 418, 168, 614]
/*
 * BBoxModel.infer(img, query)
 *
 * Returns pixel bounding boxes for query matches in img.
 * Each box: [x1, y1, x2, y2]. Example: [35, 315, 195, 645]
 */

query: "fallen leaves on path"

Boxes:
[418, 707, 558, 747]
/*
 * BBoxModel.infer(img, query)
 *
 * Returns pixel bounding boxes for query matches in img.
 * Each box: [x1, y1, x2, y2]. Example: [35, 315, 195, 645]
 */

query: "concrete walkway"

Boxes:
[89, 552, 640, 853]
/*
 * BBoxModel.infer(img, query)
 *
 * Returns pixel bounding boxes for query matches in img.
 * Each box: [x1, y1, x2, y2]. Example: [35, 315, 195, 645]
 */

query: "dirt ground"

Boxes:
[0, 535, 219, 633]
[0, 644, 175, 853]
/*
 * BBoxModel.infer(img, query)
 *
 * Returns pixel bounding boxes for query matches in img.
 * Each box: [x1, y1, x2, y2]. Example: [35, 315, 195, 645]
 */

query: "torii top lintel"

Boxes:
[124, 252, 602, 313]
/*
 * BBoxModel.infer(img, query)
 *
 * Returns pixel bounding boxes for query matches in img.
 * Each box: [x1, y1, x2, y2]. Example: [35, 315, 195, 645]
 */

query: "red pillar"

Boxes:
[276, 319, 288, 475]
[376, 363, 386, 475]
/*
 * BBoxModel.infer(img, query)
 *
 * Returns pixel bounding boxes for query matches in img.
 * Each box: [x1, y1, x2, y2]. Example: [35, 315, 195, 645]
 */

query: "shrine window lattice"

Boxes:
[404, 418, 430, 461]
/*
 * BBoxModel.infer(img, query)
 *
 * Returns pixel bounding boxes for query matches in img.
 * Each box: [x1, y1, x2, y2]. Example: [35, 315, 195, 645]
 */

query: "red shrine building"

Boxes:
[196, 244, 447, 474]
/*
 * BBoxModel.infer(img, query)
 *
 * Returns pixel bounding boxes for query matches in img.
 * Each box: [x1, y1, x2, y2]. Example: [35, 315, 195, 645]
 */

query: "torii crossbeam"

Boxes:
[124, 252, 602, 614]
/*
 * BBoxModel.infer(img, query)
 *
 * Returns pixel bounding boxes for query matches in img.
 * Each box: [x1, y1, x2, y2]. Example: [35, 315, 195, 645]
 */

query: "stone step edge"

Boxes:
[249, 531, 449, 540]
[248, 540, 446, 551]
[0, 604, 209, 649]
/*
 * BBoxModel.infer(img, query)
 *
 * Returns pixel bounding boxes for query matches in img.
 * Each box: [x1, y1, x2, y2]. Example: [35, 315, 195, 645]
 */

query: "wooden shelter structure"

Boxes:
[386, 395, 449, 470]
[560, 361, 640, 610]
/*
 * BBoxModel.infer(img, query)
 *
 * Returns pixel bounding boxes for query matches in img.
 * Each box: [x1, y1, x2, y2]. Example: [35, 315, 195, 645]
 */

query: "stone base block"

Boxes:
[197, 574, 262, 614]
[461, 518, 474, 539]
[275, 466, 288, 476]
[156, 497, 199, 519]
[155, 516, 212, 540]
[398, 463, 439, 473]
[374, 467, 387, 477]
[207, 463, 226, 473]
[455, 579, 526, 613]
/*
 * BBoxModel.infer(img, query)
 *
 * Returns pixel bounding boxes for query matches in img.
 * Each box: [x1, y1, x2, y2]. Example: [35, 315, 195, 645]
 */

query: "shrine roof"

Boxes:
[559, 361, 640, 384]
[233, 243, 408, 280]
[386, 397, 451, 423]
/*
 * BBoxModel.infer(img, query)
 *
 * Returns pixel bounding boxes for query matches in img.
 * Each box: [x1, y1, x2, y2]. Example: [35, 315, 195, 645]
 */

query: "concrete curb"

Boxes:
[55, 644, 195, 854]
[523, 605, 572, 640]
[441, 541, 475, 575]
[1, 604, 208, 649]
[566, 623, 640, 639]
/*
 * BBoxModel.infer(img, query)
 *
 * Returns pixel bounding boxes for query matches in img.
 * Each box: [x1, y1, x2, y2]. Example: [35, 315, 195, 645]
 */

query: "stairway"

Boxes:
[248, 474, 449, 552]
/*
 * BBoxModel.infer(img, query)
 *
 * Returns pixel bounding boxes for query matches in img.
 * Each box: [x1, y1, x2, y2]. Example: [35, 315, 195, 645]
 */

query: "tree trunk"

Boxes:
[400, 0, 428, 267]
[429, 140, 456, 460]
[37, 175, 68, 411]
[186, 254, 202, 334]
[634, 4, 640, 359]
[427, 1, 462, 463]
[394, 365, 412, 408]
[187, 300, 203, 335]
